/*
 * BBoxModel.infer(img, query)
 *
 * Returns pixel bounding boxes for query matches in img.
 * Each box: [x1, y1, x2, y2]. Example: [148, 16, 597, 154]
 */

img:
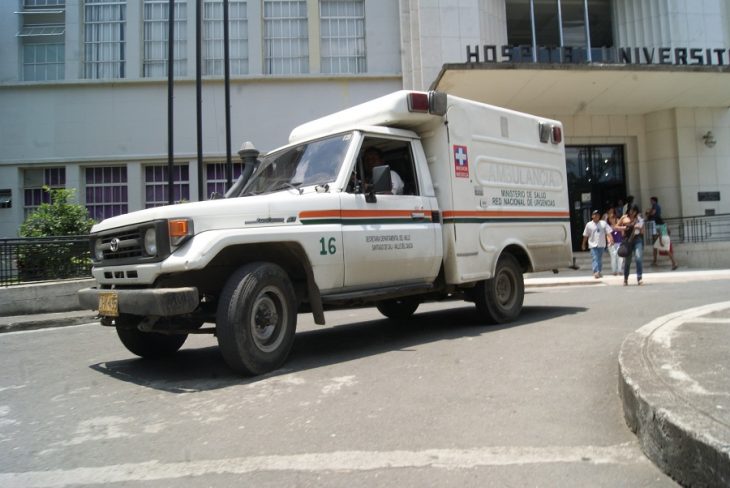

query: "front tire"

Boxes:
[474, 254, 524, 324]
[216, 262, 297, 376]
[376, 297, 420, 320]
[115, 315, 188, 358]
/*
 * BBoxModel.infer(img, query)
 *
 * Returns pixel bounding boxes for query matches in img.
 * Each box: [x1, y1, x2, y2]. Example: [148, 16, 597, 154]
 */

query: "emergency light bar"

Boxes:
[539, 122, 562, 145]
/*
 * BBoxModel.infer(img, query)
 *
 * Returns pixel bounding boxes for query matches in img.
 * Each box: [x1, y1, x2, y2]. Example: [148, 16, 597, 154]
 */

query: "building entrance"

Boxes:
[566, 145, 626, 251]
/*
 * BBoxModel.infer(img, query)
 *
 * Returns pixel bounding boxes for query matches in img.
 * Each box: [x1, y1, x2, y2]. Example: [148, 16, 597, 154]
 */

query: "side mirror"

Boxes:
[366, 165, 392, 203]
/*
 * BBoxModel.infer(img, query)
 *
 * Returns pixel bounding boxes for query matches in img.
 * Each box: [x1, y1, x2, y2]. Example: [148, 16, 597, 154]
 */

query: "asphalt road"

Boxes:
[2, 278, 727, 487]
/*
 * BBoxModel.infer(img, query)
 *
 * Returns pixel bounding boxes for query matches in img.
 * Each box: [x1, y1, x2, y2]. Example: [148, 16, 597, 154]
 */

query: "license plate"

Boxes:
[98, 291, 119, 317]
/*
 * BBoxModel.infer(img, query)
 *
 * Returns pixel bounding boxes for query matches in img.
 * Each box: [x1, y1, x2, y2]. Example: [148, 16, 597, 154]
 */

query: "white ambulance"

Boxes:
[79, 90, 572, 375]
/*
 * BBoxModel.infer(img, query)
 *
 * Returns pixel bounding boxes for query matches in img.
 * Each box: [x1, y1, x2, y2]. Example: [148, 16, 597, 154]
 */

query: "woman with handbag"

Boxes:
[615, 203, 645, 286]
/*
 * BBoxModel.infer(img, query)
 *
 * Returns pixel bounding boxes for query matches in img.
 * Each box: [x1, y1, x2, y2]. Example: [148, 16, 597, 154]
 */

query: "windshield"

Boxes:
[232, 133, 352, 197]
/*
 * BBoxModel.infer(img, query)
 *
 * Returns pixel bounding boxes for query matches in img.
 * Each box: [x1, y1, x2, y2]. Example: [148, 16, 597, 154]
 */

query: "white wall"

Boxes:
[675, 108, 730, 217]
[0, 78, 400, 164]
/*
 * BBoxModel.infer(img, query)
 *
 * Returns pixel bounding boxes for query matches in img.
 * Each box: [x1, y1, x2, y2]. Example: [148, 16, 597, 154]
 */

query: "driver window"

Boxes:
[348, 138, 418, 196]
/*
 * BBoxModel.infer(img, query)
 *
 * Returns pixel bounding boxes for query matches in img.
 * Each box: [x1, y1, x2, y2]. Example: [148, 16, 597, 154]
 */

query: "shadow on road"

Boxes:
[89, 304, 586, 393]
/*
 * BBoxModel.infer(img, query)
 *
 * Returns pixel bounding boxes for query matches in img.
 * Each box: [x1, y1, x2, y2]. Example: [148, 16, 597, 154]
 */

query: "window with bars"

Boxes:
[17, 0, 66, 81]
[144, 164, 190, 208]
[23, 167, 66, 216]
[83, 0, 126, 79]
[205, 161, 244, 197]
[320, 0, 365, 74]
[263, 0, 308, 75]
[143, 0, 187, 77]
[85, 166, 128, 221]
[203, 0, 248, 75]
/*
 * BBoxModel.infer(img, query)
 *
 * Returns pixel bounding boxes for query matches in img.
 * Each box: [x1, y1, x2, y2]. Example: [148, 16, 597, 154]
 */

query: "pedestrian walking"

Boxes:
[581, 209, 613, 279]
[604, 207, 623, 275]
[615, 203, 645, 285]
[647, 196, 678, 269]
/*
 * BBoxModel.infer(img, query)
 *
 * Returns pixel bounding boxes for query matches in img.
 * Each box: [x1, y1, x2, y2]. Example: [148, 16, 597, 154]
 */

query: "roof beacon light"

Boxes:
[407, 92, 430, 113]
[551, 125, 562, 144]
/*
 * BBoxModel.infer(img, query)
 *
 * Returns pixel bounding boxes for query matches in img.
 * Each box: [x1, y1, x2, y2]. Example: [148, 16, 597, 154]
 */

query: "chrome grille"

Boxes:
[100, 230, 143, 260]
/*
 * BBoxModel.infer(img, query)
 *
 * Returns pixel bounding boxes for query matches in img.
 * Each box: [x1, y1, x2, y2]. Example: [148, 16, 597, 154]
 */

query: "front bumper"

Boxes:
[78, 287, 199, 317]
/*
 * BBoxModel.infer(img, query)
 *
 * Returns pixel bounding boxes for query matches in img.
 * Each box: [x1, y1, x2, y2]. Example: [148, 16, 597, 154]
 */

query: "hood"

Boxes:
[91, 190, 311, 234]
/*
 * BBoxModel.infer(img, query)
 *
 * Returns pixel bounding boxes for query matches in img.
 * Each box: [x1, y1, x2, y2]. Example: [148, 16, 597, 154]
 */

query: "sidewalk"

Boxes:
[619, 301, 730, 487]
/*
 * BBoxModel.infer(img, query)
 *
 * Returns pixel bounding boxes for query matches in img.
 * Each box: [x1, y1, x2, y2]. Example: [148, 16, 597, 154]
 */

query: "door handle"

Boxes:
[411, 212, 426, 219]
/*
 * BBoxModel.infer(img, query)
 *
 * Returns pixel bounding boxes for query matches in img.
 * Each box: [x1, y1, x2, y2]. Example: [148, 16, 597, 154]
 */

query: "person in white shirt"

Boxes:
[363, 147, 404, 195]
[581, 209, 614, 278]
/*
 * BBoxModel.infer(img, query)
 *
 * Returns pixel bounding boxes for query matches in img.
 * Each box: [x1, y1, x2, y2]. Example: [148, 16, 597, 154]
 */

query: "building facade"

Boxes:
[1, 0, 729, 254]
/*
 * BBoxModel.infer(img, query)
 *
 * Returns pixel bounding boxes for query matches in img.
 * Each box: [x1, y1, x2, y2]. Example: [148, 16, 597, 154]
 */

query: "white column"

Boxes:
[65, 0, 82, 80]
[126, 0, 142, 79]
[247, 0, 263, 75]
[127, 162, 144, 211]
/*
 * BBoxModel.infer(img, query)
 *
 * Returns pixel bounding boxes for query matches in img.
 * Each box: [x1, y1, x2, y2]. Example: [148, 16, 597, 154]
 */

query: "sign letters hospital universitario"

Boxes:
[466, 45, 730, 66]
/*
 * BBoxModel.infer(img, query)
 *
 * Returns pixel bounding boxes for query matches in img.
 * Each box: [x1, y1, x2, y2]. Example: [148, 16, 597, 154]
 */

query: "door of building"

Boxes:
[566, 145, 626, 251]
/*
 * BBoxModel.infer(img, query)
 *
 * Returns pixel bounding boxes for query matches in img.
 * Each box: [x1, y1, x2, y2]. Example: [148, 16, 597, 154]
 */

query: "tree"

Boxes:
[17, 187, 94, 281]
[19, 187, 94, 237]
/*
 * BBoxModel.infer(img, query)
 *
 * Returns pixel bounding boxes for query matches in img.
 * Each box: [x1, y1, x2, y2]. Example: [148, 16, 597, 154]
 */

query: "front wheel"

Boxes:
[115, 315, 188, 358]
[376, 297, 420, 320]
[474, 254, 524, 324]
[216, 262, 297, 376]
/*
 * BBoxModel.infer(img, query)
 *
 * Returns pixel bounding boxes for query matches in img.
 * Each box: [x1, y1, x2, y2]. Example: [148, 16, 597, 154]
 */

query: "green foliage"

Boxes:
[19, 187, 94, 237]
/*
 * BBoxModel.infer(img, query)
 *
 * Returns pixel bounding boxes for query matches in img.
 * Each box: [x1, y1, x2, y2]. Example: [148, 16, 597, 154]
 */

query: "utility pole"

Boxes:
[224, 0, 233, 190]
[167, 0, 175, 205]
[196, 0, 204, 200]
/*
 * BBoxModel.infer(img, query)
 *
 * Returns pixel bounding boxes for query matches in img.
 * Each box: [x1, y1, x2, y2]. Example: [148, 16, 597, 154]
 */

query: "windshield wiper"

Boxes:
[268, 182, 304, 194]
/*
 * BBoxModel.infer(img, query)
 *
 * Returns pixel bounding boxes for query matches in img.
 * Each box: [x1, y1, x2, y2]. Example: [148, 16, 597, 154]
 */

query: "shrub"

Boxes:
[19, 187, 94, 237]
[17, 188, 94, 281]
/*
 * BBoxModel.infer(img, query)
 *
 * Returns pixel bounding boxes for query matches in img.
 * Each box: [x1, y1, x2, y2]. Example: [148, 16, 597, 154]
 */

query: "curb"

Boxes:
[618, 302, 730, 487]
[0, 312, 98, 334]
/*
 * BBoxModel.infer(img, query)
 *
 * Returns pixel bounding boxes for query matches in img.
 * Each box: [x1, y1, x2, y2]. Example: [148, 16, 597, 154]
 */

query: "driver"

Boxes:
[363, 147, 404, 195]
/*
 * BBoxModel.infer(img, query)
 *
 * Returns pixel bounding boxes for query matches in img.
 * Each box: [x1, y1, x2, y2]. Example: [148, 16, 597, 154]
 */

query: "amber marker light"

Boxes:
[168, 218, 193, 246]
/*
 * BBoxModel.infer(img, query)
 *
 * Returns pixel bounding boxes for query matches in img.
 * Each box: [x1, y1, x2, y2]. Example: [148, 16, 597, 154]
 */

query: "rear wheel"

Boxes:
[376, 297, 420, 320]
[474, 254, 524, 324]
[216, 262, 297, 376]
[115, 315, 188, 358]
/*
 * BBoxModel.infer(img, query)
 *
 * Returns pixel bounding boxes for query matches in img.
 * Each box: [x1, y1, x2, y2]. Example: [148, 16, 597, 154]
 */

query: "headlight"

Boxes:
[94, 239, 104, 260]
[144, 227, 157, 256]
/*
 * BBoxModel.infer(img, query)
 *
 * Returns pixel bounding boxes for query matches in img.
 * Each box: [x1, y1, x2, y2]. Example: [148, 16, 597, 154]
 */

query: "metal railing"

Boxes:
[663, 213, 730, 244]
[0, 236, 91, 287]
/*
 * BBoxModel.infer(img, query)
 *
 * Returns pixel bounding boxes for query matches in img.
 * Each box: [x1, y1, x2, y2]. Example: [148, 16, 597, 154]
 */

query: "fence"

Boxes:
[664, 213, 730, 243]
[0, 236, 91, 287]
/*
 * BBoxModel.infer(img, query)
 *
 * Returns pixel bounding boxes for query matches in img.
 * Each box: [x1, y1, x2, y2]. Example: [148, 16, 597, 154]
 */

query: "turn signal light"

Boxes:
[168, 218, 193, 246]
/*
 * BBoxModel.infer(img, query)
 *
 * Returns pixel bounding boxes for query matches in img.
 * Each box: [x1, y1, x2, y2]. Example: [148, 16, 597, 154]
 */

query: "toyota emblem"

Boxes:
[110, 238, 120, 252]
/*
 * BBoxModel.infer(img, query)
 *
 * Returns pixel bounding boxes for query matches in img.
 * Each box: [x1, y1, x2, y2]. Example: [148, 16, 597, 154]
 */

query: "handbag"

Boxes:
[653, 235, 671, 252]
[617, 240, 631, 258]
